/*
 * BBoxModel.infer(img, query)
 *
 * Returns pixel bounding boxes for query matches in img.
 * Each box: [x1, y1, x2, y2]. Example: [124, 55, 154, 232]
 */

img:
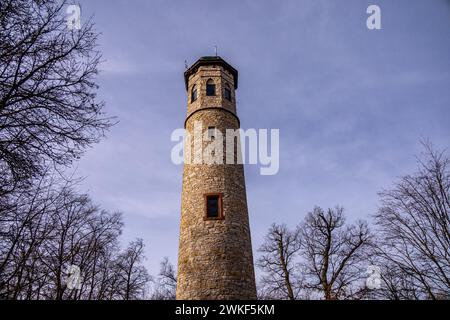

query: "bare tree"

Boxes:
[0, 0, 113, 195]
[369, 259, 420, 300]
[257, 224, 302, 300]
[115, 239, 151, 300]
[299, 206, 372, 300]
[151, 257, 177, 300]
[0, 174, 67, 298]
[0, 177, 150, 300]
[0, 0, 156, 301]
[374, 143, 450, 299]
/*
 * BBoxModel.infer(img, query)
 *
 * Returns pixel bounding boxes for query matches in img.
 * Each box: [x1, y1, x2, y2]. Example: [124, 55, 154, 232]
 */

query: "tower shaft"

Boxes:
[176, 57, 256, 300]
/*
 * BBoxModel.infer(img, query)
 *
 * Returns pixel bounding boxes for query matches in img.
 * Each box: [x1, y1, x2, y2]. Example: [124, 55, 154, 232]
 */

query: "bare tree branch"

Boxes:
[373, 142, 450, 299]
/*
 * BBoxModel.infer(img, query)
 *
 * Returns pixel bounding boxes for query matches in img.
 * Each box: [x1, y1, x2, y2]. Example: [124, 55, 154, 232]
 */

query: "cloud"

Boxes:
[76, 0, 450, 277]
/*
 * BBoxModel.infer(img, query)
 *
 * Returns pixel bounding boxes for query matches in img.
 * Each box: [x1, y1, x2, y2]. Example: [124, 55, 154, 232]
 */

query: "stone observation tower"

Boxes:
[176, 56, 257, 299]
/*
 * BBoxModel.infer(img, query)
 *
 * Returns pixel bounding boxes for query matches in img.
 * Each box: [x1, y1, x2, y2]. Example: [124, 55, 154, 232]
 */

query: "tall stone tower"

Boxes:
[176, 56, 257, 300]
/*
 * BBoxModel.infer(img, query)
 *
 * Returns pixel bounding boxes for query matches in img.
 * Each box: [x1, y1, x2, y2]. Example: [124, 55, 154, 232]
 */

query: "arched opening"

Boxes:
[191, 84, 197, 102]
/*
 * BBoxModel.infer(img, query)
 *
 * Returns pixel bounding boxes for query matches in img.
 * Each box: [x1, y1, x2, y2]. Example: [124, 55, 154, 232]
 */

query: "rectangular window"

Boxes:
[207, 126, 216, 140]
[205, 194, 223, 219]
[206, 83, 216, 96]
[224, 88, 231, 101]
[191, 88, 197, 102]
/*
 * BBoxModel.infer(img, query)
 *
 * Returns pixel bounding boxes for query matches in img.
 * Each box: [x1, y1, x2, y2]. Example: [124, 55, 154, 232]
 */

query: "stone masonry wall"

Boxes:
[176, 62, 257, 300]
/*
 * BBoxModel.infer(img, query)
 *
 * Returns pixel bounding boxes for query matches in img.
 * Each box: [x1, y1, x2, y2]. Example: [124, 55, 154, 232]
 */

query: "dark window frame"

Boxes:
[207, 126, 216, 140]
[204, 193, 224, 220]
[224, 83, 232, 101]
[191, 85, 198, 102]
[206, 79, 216, 96]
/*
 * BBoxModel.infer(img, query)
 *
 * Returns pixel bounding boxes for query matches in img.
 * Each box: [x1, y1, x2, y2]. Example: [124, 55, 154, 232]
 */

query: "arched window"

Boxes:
[224, 83, 232, 101]
[191, 85, 197, 102]
[206, 79, 215, 96]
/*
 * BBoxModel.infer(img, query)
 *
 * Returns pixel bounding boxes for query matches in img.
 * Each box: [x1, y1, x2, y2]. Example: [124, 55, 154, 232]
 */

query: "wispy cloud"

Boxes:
[76, 0, 450, 276]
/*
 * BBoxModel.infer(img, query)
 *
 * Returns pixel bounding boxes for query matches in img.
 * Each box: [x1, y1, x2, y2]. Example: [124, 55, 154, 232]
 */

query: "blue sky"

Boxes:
[74, 0, 450, 277]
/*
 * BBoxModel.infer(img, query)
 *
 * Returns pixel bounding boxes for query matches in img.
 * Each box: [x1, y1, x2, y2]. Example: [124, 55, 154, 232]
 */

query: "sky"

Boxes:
[73, 0, 450, 277]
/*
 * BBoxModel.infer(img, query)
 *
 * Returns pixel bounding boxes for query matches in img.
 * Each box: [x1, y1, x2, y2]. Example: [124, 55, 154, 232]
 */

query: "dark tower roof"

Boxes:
[184, 56, 238, 90]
